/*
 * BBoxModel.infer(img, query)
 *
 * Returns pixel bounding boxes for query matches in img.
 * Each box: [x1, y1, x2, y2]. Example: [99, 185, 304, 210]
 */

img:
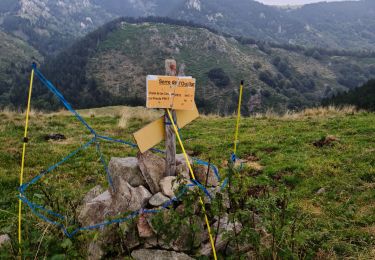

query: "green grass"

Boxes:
[0, 108, 374, 258]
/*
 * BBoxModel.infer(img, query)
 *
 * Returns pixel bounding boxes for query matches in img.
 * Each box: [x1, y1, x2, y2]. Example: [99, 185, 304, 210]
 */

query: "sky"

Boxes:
[256, 0, 353, 5]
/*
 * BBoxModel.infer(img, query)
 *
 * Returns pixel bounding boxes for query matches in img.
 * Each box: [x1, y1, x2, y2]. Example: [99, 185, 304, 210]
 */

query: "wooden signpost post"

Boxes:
[165, 59, 177, 176]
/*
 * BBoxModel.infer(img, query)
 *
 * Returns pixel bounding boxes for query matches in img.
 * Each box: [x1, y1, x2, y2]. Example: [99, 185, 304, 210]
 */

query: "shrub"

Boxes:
[207, 68, 230, 88]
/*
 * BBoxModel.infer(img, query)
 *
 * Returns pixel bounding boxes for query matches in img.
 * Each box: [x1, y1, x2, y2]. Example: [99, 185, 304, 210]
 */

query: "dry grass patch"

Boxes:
[287, 106, 358, 119]
[0, 107, 44, 118]
[300, 199, 323, 216]
[254, 106, 359, 120]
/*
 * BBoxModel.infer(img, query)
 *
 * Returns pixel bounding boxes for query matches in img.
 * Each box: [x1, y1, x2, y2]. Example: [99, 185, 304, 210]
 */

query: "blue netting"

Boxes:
[19, 64, 227, 238]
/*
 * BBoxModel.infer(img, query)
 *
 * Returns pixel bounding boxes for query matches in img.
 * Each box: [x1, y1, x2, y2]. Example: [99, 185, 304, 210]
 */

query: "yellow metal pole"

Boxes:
[18, 68, 35, 254]
[166, 109, 217, 260]
[233, 80, 244, 155]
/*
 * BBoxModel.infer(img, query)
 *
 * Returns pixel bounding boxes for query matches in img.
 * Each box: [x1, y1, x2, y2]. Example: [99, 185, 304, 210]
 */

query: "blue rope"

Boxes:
[95, 142, 114, 190]
[190, 180, 212, 200]
[18, 196, 65, 220]
[20, 137, 96, 193]
[193, 158, 220, 181]
[96, 135, 138, 148]
[231, 152, 237, 163]
[19, 64, 229, 238]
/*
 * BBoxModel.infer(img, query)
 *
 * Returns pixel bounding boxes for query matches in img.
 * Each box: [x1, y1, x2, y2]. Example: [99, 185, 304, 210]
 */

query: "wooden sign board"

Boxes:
[133, 105, 199, 153]
[146, 75, 196, 110]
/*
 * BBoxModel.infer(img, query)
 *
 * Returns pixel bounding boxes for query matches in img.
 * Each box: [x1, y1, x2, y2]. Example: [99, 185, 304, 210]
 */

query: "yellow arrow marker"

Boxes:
[134, 105, 199, 153]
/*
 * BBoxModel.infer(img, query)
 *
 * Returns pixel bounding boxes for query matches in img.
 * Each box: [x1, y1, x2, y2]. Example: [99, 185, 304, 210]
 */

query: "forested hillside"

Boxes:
[0, 0, 112, 54]
[1, 2, 374, 112]
[0, 30, 43, 109]
[323, 79, 375, 111]
[30, 18, 375, 115]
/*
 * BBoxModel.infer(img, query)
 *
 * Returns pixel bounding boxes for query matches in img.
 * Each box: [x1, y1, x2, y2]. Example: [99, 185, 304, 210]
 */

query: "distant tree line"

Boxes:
[322, 79, 375, 111]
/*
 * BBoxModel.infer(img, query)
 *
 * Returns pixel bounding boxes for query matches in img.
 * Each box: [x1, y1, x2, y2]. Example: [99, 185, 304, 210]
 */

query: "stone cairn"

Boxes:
[77, 151, 238, 259]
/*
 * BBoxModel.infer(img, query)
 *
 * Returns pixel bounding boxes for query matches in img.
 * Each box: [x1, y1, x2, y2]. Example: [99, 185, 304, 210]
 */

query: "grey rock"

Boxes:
[194, 165, 219, 187]
[82, 185, 103, 204]
[159, 176, 178, 198]
[111, 180, 152, 213]
[176, 163, 190, 180]
[199, 214, 242, 256]
[88, 240, 104, 260]
[120, 222, 140, 250]
[79, 179, 152, 227]
[0, 234, 11, 249]
[144, 236, 158, 249]
[138, 151, 166, 194]
[149, 192, 170, 207]
[109, 157, 146, 191]
[78, 191, 112, 226]
[176, 154, 193, 180]
[131, 249, 194, 260]
[137, 214, 154, 238]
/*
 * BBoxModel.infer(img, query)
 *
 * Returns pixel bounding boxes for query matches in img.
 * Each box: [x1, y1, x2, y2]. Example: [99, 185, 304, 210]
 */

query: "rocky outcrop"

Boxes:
[78, 153, 226, 259]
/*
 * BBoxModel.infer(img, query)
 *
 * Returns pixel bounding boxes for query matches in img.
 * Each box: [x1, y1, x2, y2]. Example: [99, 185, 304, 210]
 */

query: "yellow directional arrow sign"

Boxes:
[133, 105, 199, 153]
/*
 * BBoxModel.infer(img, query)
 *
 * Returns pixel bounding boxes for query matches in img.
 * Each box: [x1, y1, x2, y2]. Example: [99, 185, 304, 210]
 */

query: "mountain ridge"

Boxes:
[31, 18, 375, 114]
[1, 0, 374, 55]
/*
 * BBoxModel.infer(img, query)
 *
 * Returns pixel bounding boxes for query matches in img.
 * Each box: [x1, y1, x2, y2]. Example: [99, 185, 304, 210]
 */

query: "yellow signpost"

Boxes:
[146, 75, 196, 110]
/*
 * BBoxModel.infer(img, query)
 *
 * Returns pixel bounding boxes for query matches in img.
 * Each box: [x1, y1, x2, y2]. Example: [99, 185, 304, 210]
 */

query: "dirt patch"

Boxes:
[44, 133, 66, 141]
[244, 154, 260, 162]
[247, 185, 267, 198]
[313, 135, 339, 147]
[262, 147, 277, 154]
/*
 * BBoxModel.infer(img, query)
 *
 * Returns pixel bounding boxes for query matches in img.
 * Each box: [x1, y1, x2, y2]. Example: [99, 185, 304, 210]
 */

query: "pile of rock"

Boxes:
[78, 151, 226, 259]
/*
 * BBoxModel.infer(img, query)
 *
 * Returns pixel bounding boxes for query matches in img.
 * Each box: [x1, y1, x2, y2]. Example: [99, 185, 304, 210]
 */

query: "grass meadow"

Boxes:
[0, 106, 374, 258]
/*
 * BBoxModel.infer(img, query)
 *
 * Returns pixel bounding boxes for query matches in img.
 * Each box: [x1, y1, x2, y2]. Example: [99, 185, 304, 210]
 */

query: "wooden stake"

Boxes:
[165, 59, 177, 176]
